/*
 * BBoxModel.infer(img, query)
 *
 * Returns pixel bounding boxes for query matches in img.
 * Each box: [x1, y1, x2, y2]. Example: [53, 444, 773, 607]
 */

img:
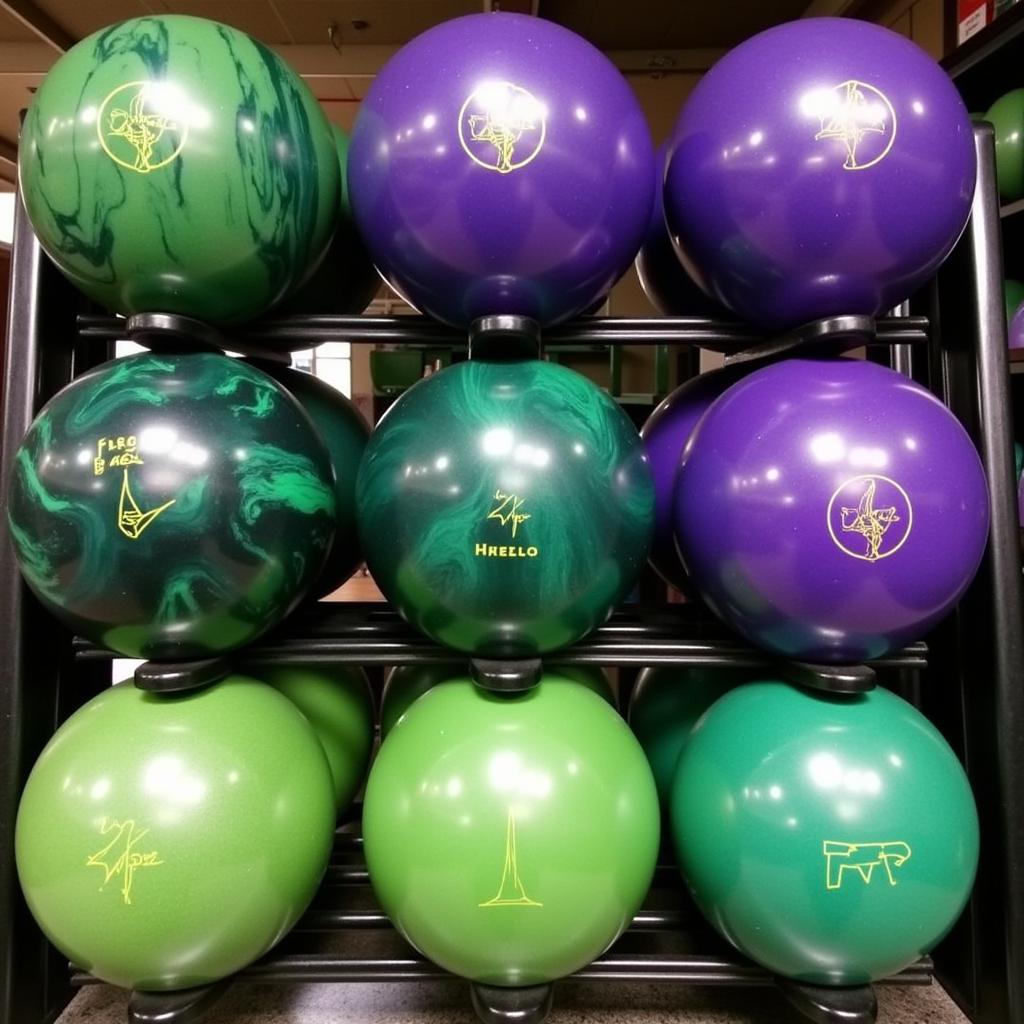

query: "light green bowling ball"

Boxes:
[15, 676, 336, 991]
[364, 674, 659, 985]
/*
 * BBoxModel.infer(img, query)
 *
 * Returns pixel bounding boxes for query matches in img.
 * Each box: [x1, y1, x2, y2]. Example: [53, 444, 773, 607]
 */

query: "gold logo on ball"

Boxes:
[823, 839, 912, 891]
[812, 80, 896, 171]
[479, 810, 543, 908]
[827, 475, 912, 562]
[458, 81, 546, 174]
[86, 818, 163, 905]
[98, 80, 189, 173]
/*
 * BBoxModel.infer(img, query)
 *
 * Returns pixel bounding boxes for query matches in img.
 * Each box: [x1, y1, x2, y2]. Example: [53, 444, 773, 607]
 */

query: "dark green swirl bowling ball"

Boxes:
[18, 15, 339, 325]
[7, 352, 337, 659]
[356, 360, 654, 657]
[257, 364, 369, 597]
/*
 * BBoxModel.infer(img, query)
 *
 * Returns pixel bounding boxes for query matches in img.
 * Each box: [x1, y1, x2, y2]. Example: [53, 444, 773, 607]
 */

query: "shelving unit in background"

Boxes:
[0, 127, 1022, 1024]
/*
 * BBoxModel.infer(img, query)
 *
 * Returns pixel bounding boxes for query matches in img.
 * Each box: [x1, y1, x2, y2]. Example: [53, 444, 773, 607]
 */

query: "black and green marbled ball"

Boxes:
[7, 352, 337, 659]
[18, 14, 339, 324]
[356, 359, 654, 657]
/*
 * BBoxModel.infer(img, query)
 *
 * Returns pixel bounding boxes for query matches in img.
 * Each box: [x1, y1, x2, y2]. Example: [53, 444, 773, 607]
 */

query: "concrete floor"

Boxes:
[57, 978, 968, 1024]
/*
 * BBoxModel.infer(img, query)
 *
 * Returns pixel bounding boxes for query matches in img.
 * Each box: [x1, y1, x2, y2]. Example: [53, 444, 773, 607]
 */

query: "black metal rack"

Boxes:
[1, 124, 1022, 1024]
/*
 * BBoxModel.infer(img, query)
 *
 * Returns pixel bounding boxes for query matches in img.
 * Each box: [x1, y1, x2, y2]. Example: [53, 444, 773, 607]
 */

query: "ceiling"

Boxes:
[0, 0, 865, 187]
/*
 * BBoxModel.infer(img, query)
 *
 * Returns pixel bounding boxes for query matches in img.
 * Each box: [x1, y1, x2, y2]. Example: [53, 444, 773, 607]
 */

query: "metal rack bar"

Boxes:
[75, 313, 931, 349]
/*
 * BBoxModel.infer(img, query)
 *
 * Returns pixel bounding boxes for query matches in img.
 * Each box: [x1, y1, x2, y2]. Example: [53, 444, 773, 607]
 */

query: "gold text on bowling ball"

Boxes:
[86, 818, 163, 906]
[475, 489, 539, 557]
[823, 839, 912, 891]
[458, 81, 546, 174]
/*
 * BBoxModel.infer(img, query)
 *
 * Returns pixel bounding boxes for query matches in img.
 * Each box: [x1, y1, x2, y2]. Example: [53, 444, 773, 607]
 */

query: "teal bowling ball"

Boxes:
[357, 359, 654, 657]
[18, 15, 338, 324]
[258, 364, 370, 597]
[671, 682, 979, 985]
[627, 666, 746, 807]
[6, 352, 337, 659]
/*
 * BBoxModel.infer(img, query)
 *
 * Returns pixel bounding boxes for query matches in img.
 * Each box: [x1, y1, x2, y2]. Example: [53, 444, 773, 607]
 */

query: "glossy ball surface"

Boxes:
[259, 364, 369, 596]
[664, 18, 975, 330]
[349, 13, 654, 328]
[256, 663, 374, 811]
[640, 366, 746, 592]
[357, 359, 653, 657]
[274, 125, 381, 320]
[627, 666, 745, 806]
[7, 352, 337, 659]
[986, 89, 1024, 203]
[674, 359, 989, 663]
[635, 144, 725, 322]
[19, 15, 338, 324]
[381, 662, 614, 737]
[16, 676, 336, 991]
[671, 682, 979, 984]
[364, 675, 660, 985]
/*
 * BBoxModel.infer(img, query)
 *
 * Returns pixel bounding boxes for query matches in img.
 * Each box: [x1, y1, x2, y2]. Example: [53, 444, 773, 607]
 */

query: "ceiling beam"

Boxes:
[0, 0, 74, 53]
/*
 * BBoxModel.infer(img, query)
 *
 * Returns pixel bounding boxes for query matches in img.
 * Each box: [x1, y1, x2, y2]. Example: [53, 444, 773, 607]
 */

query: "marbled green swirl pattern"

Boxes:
[6, 352, 337, 659]
[356, 360, 654, 656]
[18, 14, 338, 324]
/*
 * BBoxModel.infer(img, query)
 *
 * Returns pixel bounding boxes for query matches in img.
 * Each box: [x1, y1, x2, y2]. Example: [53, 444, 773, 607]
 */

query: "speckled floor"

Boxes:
[57, 978, 968, 1023]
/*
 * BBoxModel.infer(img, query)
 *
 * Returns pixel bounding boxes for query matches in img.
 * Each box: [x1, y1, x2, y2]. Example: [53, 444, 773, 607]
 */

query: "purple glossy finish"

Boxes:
[1010, 303, 1024, 349]
[635, 145, 724, 319]
[348, 13, 654, 329]
[674, 359, 990, 664]
[664, 18, 976, 331]
[640, 365, 746, 592]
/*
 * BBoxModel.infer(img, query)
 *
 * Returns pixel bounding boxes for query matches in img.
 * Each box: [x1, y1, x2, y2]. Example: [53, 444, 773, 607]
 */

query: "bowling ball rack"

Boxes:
[1, 125, 1023, 1024]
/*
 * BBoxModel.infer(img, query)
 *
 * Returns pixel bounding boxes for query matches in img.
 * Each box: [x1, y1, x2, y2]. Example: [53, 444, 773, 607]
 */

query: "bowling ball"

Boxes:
[16, 675, 336, 991]
[18, 15, 339, 325]
[257, 364, 369, 597]
[381, 662, 614, 737]
[363, 674, 660, 985]
[635, 144, 727, 323]
[640, 366, 747, 593]
[357, 359, 653, 657]
[256, 663, 374, 811]
[1005, 278, 1024, 324]
[674, 358, 989, 663]
[1011, 305, 1024, 349]
[671, 682, 979, 984]
[274, 125, 381, 320]
[348, 13, 654, 329]
[664, 18, 975, 331]
[627, 666, 745, 807]
[986, 89, 1024, 203]
[7, 352, 337, 660]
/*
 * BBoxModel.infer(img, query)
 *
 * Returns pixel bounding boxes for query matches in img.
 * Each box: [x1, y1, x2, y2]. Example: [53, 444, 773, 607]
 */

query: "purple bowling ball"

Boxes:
[1010, 302, 1024, 349]
[636, 145, 726, 323]
[641, 365, 747, 592]
[664, 18, 975, 331]
[674, 359, 990, 664]
[348, 13, 654, 330]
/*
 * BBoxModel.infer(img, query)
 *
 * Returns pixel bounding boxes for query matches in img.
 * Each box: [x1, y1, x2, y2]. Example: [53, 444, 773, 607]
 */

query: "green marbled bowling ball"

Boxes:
[257, 364, 370, 597]
[356, 359, 654, 657]
[18, 14, 338, 325]
[7, 352, 337, 659]
[273, 125, 381, 321]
